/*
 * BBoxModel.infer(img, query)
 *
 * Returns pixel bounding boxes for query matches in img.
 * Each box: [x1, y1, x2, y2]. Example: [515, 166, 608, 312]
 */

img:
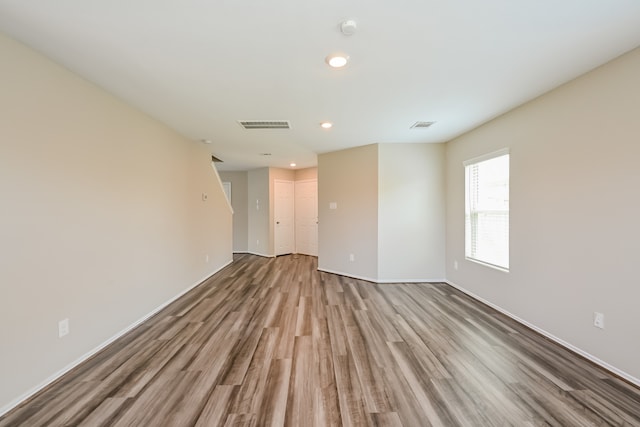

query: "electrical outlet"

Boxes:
[202, 192, 208, 201]
[349, 253, 355, 262]
[454, 260, 459, 270]
[594, 312, 605, 329]
[58, 318, 69, 338]
[205, 254, 209, 263]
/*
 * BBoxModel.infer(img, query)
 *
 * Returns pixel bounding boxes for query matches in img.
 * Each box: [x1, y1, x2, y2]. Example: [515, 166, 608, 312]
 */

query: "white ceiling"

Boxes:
[1, 1, 639, 171]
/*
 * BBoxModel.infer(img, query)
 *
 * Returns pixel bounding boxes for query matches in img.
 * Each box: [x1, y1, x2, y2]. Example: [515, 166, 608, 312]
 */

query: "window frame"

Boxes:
[463, 148, 510, 272]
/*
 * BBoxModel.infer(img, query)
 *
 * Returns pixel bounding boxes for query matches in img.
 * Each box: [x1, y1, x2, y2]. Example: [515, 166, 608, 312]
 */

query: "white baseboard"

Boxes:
[445, 280, 640, 388]
[0, 260, 233, 418]
[376, 278, 446, 284]
[247, 251, 275, 258]
[317, 268, 378, 283]
[317, 267, 443, 284]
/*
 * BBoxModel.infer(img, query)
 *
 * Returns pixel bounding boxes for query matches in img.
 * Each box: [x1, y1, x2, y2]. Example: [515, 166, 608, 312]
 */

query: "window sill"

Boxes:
[465, 257, 509, 273]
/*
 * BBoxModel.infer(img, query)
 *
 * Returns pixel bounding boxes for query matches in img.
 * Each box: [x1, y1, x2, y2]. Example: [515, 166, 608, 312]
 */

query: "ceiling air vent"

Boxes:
[410, 121, 435, 129]
[238, 120, 291, 130]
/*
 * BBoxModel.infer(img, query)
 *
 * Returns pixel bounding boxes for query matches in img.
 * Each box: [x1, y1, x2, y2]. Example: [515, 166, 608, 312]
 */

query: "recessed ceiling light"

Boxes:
[290, 163, 297, 167]
[320, 122, 333, 129]
[326, 54, 349, 68]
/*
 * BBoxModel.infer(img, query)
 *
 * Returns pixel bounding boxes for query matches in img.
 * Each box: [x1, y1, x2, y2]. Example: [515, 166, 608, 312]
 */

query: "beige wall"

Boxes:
[378, 144, 445, 281]
[219, 171, 249, 252]
[0, 34, 233, 413]
[318, 145, 379, 280]
[295, 167, 318, 182]
[247, 168, 270, 256]
[445, 47, 640, 382]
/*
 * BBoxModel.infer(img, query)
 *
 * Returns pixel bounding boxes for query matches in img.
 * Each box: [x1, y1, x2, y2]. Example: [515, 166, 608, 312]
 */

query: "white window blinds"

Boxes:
[464, 151, 509, 271]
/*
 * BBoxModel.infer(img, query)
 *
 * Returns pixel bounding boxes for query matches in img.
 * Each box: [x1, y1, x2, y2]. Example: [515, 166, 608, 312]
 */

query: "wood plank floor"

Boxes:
[2, 253, 640, 426]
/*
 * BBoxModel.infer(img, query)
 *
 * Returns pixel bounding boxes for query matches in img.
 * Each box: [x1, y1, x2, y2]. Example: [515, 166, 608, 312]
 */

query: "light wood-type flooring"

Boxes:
[2, 254, 640, 426]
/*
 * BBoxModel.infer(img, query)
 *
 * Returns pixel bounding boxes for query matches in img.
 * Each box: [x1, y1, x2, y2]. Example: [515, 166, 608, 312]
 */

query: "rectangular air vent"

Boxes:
[410, 121, 435, 129]
[238, 120, 291, 130]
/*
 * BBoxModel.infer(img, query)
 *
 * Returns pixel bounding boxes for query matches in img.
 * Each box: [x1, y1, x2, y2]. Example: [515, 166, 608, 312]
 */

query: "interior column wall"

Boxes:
[318, 145, 379, 280]
[378, 143, 446, 282]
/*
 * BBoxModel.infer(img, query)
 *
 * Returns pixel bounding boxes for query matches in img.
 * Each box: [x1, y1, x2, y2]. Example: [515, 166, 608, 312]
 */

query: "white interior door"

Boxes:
[295, 179, 318, 256]
[274, 180, 295, 256]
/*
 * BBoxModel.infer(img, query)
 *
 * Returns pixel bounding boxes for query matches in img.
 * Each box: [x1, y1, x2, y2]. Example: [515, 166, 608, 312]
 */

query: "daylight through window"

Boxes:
[464, 150, 509, 271]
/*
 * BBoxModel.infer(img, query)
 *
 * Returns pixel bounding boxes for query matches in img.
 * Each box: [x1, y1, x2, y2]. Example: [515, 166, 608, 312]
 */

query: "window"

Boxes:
[464, 150, 509, 271]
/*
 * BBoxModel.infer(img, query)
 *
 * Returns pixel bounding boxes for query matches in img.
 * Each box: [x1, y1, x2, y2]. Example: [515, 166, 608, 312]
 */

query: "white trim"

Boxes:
[0, 260, 233, 418]
[316, 268, 444, 284]
[221, 181, 232, 206]
[376, 278, 446, 284]
[445, 280, 640, 388]
[462, 147, 510, 166]
[211, 163, 233, 214]
[317, 268, 378, 283]
[247, 251, 276, 258]
[464, 150, 510, 271]
[465, 256, 509, 273]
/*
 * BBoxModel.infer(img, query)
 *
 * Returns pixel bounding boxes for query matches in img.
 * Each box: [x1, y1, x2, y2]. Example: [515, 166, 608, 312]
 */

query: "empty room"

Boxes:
[1, 1, 640, 425]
